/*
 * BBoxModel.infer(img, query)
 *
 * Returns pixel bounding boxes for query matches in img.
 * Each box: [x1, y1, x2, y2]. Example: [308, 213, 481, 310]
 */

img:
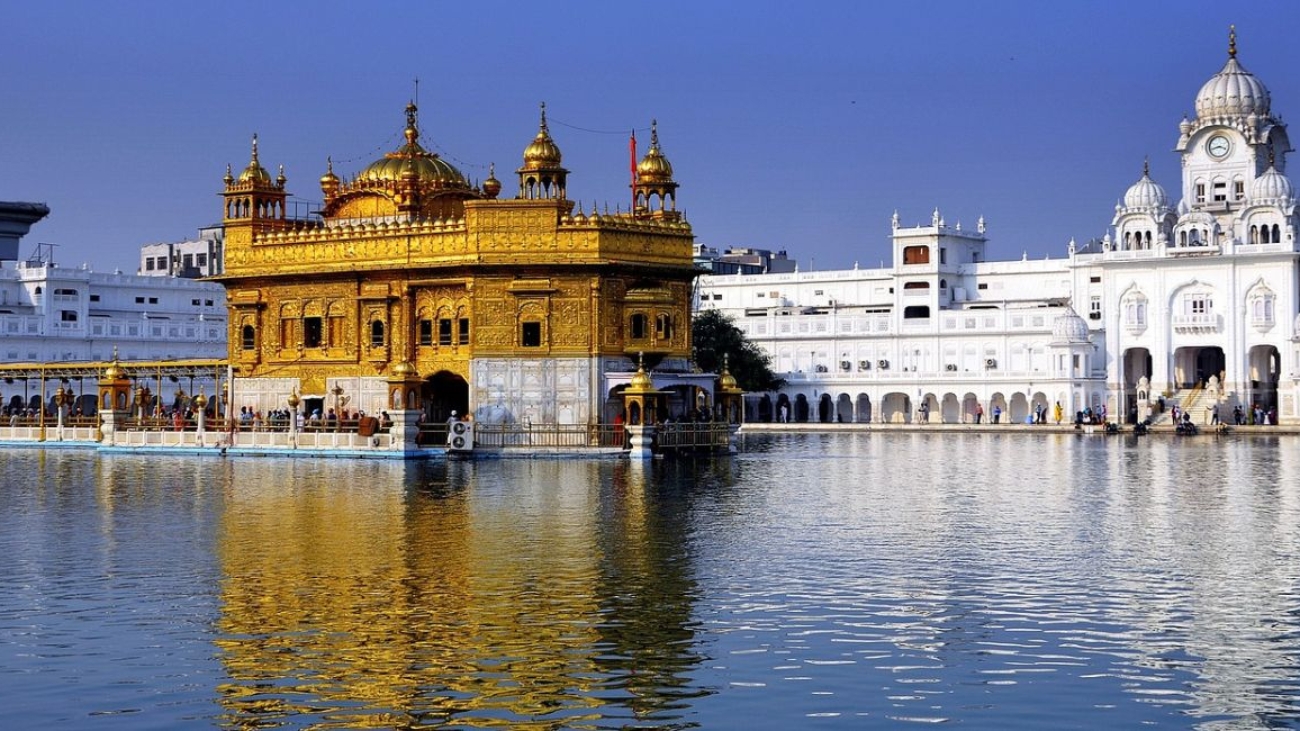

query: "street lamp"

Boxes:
[330, 384, 344, 432]
[288, 388, 301, 443]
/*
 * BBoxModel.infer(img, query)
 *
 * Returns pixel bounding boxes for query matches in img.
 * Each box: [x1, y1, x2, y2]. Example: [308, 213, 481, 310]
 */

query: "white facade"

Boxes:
[699, 35, 1299, 425]
[0, 253, 227, 364]
[138, 224, 224, 278]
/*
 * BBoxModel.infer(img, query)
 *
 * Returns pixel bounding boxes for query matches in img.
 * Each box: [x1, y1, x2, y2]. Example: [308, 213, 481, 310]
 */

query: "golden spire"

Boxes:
[522, 101, 563, 167]
[238, 132, 272, 184]
[1228, 24, 1237, 59]
[404, 101, 419, 146]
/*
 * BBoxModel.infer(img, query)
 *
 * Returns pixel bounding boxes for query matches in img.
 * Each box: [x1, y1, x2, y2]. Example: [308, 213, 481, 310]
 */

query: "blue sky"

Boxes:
[2, 1, 1294, 272]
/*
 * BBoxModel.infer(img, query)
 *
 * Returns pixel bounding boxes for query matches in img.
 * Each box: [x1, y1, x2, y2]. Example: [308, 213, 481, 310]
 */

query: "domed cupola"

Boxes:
[359, 102, 468, 188]
[517, 102, 569, 200]
[319, 157, 340, 200]
[238, 133, 274, 185]
[1194, 26, 1271, 121]
[521, 102, 563, 169]
[1250, 158, 1294, 204]
[632, 120, 681, 220]
[1123, 159, 1169, 210]
[636, 120, 675, 184]
[1051, 307, 1091, 345]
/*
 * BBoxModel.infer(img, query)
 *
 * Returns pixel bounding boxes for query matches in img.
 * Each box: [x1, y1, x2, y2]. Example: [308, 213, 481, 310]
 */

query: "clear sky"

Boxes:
[2, 1, 1294, 273]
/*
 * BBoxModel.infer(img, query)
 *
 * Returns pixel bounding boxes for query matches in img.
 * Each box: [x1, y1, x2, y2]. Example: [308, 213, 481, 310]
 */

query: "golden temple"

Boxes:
[216, 102, 711, 425]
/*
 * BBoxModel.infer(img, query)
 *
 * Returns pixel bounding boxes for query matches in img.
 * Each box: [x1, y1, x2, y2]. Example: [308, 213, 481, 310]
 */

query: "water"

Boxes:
[2, 433, 1299, 729]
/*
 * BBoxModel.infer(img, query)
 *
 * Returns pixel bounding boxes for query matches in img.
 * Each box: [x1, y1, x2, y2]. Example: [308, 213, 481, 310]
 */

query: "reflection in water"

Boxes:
[212, 458, 711, 729]
[3, 435, 1300, 729]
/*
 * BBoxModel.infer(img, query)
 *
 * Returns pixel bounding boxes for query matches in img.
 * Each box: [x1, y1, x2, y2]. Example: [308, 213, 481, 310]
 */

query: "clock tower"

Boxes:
[1172, 26, 1292, 245]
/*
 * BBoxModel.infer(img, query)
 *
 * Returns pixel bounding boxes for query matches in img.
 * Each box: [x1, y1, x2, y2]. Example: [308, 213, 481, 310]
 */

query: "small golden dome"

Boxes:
[521, 102, 563, 168]
[360, 102, 468, 187]
[320, 157, 340, 196]
[390, 360, 417, 377]
[636, 121, 674, 182]
[103, 348, 126, 380]
[193, 390, 208, 409]
[482, 162, 501, 198]
[238, 133, 273, 184]
[629, 366, 654, 391]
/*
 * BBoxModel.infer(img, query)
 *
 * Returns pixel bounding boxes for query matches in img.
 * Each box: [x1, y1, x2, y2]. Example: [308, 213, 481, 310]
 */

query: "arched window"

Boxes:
[1251, 225, 1259, 244]
[370, 320, 385, 347]
[655, 313, 673, 339]
[241, 324, 255, 350]
[902, 246, 930, 265]
[1273, 224, 1281, 242]
[630, 313, 648, 339]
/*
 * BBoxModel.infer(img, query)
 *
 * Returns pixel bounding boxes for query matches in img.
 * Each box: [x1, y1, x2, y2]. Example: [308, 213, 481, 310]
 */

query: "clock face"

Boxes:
[1207, 135, 1231, 158]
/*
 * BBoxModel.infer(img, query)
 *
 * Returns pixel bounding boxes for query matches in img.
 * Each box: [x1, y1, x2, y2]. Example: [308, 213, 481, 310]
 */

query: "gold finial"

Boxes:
[404, 101, 419, 145]
[1228, 24, 1237, 59]
[223, 163, 233, 184]
[250, 133, 259, 165]
[326, 156, 333, 174]
[539, 101, 548, 132]
[649, 119, 659, 149]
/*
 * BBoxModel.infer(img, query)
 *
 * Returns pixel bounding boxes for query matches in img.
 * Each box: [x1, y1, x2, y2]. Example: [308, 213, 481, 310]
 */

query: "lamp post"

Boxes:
[193, 389, 208, 444]
[330, 384, 344, 432]
[287, 387, 301, 447]
[54, 385, 67, 440]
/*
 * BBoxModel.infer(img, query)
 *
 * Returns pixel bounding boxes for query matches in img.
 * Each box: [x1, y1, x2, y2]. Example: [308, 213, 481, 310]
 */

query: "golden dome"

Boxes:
[103, 347, 126, 380]
[719, 369, 739, 392]
[636, 120, 674, 183]
[521, 102, 563, 169]
[320, 157, 340, 196]
[629, 365, 655, 391]
[482, 162, 501, 198]
[238, 133, 273, 184]
[390, 360, 417, 378]
[360, 102, 468, 187]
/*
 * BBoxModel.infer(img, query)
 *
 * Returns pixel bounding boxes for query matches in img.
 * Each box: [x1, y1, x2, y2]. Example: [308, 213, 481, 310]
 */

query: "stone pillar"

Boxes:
[388, 409, 421, 452]
[626, 423, 656, 459]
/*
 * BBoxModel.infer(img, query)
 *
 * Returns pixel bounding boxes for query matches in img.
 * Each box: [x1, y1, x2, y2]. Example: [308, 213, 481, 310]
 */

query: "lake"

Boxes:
[2, 432, 1298, 729]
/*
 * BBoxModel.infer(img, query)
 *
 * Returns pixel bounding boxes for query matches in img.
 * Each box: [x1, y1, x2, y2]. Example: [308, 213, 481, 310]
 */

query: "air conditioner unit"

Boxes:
[859, 360, 871, 371]
[878, 359, 890, 370]
[985, 358, 998, 369]
[840, 360, 851, 371]
[945, 364, 957, 372]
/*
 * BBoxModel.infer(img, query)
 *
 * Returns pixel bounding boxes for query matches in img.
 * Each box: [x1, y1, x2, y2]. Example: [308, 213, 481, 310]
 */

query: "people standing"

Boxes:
[992, 404, 1001, 424]
[1053, 401, 1063, 425]
[975, 403, 984, 424]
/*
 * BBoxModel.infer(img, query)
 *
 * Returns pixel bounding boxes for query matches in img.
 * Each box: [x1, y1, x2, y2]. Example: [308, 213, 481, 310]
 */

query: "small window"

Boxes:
[419, 319, 433, 346]
[438, 318, 453, 346]
[196, 253, 207, 267]
[712, 293, 722, 300]
[148, 297, 158, 304]
[191, 299, 201, 306]
[89, 295, 100, 302]
[146, 259, 155, 271]
[183, 254, 193, 269]
[903, 281, 930, 290]
[939, 248, 947, 265]
[903, 245, 930, 265]
[630, 313, 648, 339]
[204, 299, 213, 307]
[977, 283, 988, 290]
[458, 317, 470, 345]
[304, 317, 323, 347]
[521, 321, 542, 347]
[903, 305, 930, 319]
[241, 324, 255, 350]
[656, 313, 673, 339]
[60, 310, 77, 322]
[135, 296, 145, 304]
[370, 320, 385, 347]
[1089, 276, 1101, 283]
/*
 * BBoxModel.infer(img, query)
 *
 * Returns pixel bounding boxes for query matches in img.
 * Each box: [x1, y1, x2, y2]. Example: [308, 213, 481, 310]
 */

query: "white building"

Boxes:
[138, 224, 224, 278]
[699, 31, 1298, 426]
[0, 208, 227, 365]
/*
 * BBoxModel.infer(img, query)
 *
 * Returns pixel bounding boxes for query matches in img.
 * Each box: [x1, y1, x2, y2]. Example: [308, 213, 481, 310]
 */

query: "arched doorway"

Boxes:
[794, 394, 810, 422]
[941, 393, 960, 423]
[757, 394, 773, 422]
[881, 392, 910, 423]
[854, 393, 872, 423]
[1173, 346, 1224, 389]
[1248, 344, 1280, 413]
[423, 370, 468, 423]
[775, 394, 792, 423]
[836, 393, 852, 423]
[818, 394, 833, 423]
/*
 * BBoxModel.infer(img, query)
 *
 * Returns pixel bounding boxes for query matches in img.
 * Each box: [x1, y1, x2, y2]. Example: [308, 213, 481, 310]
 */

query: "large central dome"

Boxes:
[1194, 30, 1270, 120]
[359, 102, 468, 188]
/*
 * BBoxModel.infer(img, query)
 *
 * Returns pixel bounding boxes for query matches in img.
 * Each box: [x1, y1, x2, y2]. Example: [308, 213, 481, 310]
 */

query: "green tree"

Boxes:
[691, 309, 784, 392]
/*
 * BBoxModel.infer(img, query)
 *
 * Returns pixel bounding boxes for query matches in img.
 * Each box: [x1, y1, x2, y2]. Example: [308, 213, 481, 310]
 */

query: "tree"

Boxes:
[691, 309, 784, 392]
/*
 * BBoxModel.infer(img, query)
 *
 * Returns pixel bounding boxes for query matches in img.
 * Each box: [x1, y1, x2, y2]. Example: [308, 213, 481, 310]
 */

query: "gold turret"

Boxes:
[633, 120, 680, 220]
[517, 102, 569, 200]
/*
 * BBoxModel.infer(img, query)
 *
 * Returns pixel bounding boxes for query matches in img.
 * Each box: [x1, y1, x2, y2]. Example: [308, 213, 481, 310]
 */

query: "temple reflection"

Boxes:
[211, 459, 710, 728]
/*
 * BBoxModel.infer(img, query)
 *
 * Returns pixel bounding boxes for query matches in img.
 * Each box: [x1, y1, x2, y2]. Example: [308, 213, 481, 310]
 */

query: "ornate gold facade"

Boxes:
[216, 103, 699, 422]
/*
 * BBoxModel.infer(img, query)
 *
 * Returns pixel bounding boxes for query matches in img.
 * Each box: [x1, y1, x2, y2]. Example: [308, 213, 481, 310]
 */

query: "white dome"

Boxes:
[1052, 308, 1090, 344]
[1195, 56, 1270, 120]
[1250, 166, 1294, 203]
[1123, 171, 1168, 210]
